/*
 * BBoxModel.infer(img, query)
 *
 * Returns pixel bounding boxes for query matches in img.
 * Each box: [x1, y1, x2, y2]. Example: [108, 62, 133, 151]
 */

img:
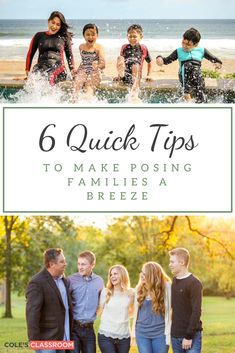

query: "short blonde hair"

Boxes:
[78, 250, 96, 265]
[169, 248, 190, 266]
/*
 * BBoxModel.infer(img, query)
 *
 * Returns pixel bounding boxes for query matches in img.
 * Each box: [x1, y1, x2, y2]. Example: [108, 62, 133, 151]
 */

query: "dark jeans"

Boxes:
[71, 323, 96, 353]
[171, 331, 202, 353]
[98, 333, 130, 353]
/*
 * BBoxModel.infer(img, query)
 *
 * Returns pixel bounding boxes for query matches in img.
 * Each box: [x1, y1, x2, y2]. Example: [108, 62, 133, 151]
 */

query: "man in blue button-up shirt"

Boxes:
[68, 250, 104, 353]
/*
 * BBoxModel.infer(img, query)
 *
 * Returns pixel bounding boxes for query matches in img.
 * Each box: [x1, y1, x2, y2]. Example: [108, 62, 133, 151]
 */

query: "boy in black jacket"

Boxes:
[169, 248, 203, 353]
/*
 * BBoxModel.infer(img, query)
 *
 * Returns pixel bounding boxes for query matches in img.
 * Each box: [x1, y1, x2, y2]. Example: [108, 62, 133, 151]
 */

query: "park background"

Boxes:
[0, 215, 235, 353]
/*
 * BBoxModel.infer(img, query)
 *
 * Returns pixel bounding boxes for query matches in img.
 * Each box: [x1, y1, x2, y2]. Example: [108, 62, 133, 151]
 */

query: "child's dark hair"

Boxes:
[183, 28, 201, 44]
[83, 23, 99, 36]
[127, 24, 143, 35]
[48, 11, 73, 38]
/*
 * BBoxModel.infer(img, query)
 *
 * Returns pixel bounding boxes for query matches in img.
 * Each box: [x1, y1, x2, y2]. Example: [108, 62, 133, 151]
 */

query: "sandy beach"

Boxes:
[0, 58, 234, 82]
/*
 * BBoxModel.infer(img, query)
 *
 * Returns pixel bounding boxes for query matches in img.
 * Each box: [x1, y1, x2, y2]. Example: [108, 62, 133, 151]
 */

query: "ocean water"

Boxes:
[0, 19, 235, 60]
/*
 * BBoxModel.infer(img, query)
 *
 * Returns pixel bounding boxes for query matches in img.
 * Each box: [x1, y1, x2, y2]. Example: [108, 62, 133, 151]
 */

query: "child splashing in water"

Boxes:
[25, 11, 75, 86]
[75, 23, 105, 100]
[115, 24, 153, 103]
[156, 28, 222, 103]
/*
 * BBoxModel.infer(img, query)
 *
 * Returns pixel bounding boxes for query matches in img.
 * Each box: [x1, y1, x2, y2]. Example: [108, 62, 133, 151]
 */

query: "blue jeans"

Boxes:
[71, 323, 96, 353]
[98, 333, 130, 353]
[136, 335, 169, 353]
[171, 332, 202, 353]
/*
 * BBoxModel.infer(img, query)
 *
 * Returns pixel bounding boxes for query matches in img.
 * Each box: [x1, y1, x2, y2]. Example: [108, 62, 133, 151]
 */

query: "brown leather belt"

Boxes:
[74, 320, 93, 328]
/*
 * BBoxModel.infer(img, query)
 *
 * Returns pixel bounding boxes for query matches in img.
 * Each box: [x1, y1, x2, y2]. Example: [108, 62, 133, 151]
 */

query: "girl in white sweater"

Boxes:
[98, 265, 134, 353]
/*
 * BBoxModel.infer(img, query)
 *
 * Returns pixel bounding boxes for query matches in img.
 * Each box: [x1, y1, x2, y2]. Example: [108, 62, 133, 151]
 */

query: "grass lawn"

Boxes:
[0, 295, 235, 353]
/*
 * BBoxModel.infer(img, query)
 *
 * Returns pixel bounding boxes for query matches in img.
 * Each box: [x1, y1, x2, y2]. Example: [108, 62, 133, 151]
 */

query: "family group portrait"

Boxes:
[0, 0, 234, 103]
[0, 215, 235, 353]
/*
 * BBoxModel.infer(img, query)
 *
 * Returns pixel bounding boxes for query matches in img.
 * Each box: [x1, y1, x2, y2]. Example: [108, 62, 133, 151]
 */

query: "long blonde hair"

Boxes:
[137, 262, 171, 315]
[105, 265, 130, 303]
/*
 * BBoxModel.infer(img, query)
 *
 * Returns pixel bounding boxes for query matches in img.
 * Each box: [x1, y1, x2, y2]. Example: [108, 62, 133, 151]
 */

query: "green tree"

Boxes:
[97, 215, 235, 292]
[0, 216, 23, 317]
[0, 216, 77, 317]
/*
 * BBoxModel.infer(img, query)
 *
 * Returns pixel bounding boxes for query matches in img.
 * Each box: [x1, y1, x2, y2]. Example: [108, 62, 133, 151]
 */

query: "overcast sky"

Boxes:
[0, 0, 234, 19]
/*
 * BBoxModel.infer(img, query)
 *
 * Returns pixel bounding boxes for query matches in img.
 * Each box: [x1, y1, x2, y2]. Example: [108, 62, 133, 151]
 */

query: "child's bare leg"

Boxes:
[183, 93, 192, 102]
[75, 70, 87, 93]
[82, 70, 101, 100]
[129, 64, 141, 102]
[83, 84, 94, 100]
[91, 70, 102, 87]
[116, 56, 125, 78]
[131, 64, 141, 91]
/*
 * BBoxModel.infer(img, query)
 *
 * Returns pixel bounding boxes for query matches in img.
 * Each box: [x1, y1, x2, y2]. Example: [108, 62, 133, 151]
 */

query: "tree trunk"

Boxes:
[3, 226, 13, 318]
[3, 217, 15, 318]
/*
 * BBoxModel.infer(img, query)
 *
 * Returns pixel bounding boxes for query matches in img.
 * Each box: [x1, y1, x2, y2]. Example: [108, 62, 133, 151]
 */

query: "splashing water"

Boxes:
[0, 74, 65, 104]
[0, 73, 111, 104]
[15, 73, 73, 104]
[0, 73, 233, 104]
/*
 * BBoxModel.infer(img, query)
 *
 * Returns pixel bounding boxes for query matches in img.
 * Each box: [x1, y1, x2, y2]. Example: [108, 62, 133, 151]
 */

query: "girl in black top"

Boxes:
[25, 11, 75, 86]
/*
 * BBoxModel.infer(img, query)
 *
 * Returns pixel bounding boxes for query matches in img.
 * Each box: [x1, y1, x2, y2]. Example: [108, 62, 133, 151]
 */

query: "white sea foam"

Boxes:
[0, 38, 235, 60]
[1, 38, 235, 50]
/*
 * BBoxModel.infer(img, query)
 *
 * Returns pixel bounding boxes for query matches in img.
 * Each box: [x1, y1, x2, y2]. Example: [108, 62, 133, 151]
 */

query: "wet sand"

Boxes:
[0, 58, 234, 82]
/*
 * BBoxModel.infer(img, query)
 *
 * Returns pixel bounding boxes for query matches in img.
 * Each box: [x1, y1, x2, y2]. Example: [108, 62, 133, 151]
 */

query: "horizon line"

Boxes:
[0, 18, 235, 20]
